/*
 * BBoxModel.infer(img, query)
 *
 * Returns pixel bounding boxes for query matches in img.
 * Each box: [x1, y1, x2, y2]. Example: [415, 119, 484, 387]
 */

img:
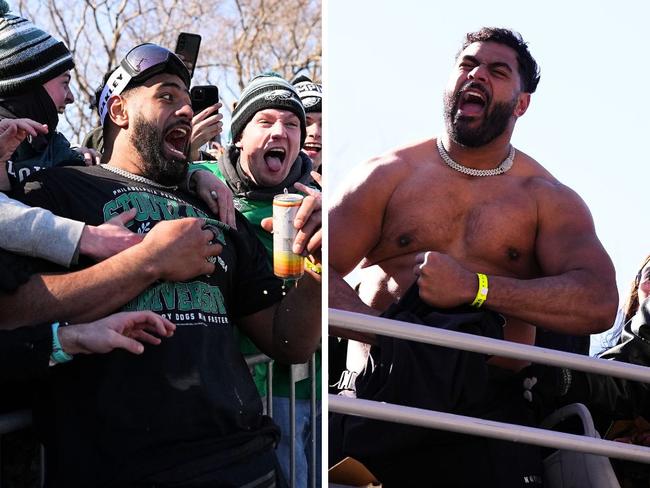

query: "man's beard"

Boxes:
[443, 88, 517, 148]
[130, 116, 188, 186]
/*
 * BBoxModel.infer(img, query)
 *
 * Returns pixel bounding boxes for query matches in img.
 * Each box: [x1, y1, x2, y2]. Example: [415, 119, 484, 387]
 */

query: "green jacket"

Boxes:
[190, 158, 321, 400]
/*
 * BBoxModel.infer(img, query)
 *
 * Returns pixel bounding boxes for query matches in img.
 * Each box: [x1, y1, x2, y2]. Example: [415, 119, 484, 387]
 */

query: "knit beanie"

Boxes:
[292, 75, 322, 113]
[230, 72, 306, 145]
[0, 1, 75, 97]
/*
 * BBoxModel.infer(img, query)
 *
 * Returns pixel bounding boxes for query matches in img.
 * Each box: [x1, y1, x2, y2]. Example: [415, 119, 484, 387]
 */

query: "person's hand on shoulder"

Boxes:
[191, 169, 236, 228]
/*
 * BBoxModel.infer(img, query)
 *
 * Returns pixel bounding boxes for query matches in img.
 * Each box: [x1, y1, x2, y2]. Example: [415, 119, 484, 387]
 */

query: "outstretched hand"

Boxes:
[59, 311, 176, 355]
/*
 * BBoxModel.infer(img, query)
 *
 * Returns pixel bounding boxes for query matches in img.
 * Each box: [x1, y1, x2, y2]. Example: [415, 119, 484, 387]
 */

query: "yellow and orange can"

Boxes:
[273, 193, 305, 279]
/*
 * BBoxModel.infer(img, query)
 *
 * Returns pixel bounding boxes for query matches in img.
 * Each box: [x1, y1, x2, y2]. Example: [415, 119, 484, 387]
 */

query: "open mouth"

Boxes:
[303, 143, 322, 154]
[458, 87, 488, 116]
[163, 125, 191, 159]
[264, 147, 286, 172]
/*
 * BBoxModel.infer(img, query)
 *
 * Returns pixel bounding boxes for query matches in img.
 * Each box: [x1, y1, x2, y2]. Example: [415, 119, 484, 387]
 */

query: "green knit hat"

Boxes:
[0, 1, 75, 96]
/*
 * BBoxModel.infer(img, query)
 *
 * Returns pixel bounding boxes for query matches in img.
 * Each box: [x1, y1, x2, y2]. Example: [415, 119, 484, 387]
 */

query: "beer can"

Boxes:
[273, 193, 304, 279]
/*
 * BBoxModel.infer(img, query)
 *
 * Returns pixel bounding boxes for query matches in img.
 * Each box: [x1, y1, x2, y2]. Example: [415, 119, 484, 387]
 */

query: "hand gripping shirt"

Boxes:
[18, 165, 284, 487]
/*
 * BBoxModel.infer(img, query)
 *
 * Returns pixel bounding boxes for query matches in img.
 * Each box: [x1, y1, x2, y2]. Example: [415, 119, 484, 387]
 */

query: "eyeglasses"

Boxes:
[98, 43, 190, 124]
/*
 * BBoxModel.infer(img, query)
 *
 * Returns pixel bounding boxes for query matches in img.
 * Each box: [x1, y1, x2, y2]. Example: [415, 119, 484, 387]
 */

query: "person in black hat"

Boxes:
[0, 3, 148, 269]
[198, 71, 322, 488]
[12, 44, 322, 487]
[292, 75, 322, 174]
[0, 0, 102, 192]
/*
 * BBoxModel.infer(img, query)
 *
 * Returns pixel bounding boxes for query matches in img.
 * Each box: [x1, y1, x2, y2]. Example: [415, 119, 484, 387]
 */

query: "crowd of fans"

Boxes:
[0, 2, 322, 487]
[2, 3, 650, 488]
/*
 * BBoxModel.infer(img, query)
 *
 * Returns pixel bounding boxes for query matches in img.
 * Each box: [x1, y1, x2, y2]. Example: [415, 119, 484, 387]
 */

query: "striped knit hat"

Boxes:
[0, 1, 75, 97]
[230, 72, 306, 145]
[292, 75, 322, 113]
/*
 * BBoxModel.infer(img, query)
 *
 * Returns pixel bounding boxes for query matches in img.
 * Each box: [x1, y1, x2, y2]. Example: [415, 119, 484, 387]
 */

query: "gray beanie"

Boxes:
[230, 72, 306, 145]
[292, 75, 322, 113]
[0, 1, 75, 96]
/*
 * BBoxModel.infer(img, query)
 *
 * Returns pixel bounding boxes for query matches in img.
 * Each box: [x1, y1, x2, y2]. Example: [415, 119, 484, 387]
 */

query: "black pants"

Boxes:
[329, 285, 542, 487]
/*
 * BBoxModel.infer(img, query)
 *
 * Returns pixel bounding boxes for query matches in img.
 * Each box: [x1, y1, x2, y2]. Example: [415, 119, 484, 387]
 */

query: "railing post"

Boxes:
[289, 364, 296, 488]
[309, 353, 316, 488]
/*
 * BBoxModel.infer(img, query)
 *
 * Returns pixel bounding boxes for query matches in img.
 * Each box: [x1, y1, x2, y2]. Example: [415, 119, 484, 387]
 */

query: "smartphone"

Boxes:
[174, 32, 201, 79]
[191, 85, 219, 114]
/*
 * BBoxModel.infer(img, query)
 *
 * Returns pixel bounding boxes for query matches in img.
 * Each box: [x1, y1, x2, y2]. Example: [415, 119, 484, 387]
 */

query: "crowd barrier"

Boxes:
[328, 308, 650, 486]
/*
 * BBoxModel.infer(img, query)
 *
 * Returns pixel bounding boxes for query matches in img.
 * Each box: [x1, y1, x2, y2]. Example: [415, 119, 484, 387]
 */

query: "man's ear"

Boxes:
[234, 135, 243, 149]
[107, 95, 129, 128]
[514, 92, 531, 117]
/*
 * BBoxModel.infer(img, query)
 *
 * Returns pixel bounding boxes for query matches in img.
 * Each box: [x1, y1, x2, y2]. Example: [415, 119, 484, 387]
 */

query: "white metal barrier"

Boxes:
[328, 308, 650, 464]
[244, 351, 320, 488]
[330, 309, 650, 383]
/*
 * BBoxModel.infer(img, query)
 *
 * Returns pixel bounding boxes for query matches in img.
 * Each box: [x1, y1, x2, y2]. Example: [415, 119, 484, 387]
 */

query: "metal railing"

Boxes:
[236, 351, 321, 488]
[329, 308, 650, 464]
[245, 353, 275, 416]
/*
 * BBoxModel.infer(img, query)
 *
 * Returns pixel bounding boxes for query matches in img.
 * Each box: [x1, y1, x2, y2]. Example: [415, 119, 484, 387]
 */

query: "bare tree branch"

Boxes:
[17, 0, 321, 144]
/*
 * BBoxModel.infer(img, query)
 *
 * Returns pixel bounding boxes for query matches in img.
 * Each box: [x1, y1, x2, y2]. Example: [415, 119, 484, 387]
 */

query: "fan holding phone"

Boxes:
[174, 33, 223, 162]
[188, 84, 223, 161]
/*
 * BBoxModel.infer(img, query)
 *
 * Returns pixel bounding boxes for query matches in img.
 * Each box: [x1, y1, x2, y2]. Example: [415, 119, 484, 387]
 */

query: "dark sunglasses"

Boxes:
[98, 43, 190, 124]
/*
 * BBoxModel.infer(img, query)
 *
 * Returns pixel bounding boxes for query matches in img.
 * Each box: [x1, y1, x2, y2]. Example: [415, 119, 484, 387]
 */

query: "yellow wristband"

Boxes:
[470, 273, 488, 308]
[304, 260, 322, 275]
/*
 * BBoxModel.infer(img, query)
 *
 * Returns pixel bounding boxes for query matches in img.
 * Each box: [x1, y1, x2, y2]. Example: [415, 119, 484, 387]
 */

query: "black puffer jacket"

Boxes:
[0, 103, 83, 192]
[562, 299, 650, 420]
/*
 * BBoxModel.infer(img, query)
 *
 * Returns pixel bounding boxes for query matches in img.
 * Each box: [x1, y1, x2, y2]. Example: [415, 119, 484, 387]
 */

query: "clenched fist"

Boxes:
[413, 251, 477, 308]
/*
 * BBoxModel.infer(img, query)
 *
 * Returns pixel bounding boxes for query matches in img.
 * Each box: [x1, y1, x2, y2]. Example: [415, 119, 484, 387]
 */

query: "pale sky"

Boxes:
[325, 0, 649, 305]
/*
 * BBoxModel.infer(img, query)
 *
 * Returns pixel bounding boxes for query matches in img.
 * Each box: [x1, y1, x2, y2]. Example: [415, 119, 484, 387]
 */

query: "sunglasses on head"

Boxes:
[98, 43, 190, 124]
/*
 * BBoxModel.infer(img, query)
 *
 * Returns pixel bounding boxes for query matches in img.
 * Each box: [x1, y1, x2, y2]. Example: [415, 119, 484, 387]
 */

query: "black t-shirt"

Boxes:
[18, 165, 284, 486]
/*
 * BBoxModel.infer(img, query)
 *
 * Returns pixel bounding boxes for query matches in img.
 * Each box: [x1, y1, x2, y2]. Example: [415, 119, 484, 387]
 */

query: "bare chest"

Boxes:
[366, 168, 540, 277]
